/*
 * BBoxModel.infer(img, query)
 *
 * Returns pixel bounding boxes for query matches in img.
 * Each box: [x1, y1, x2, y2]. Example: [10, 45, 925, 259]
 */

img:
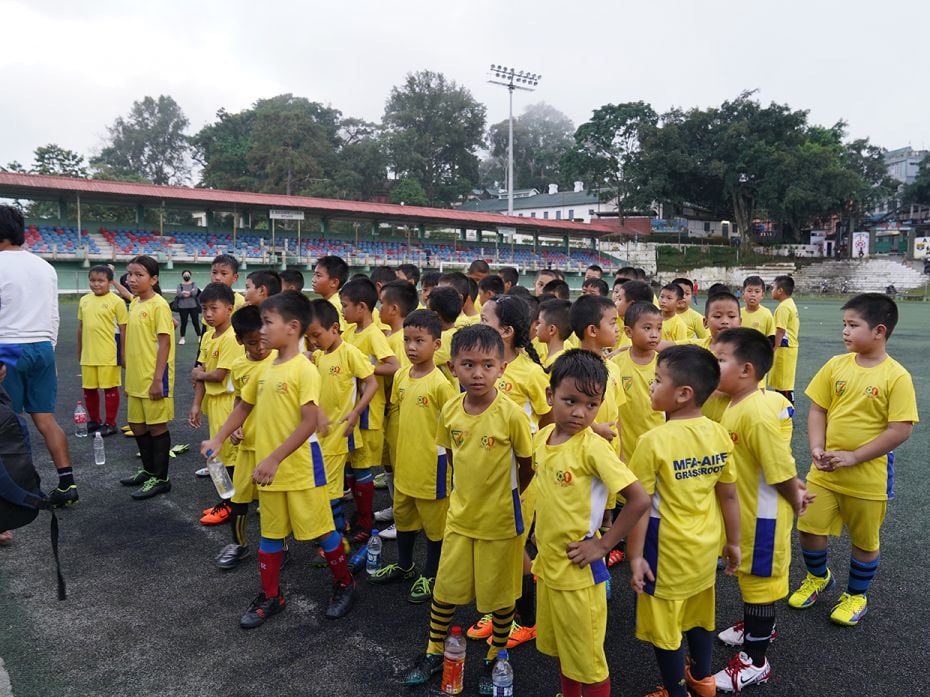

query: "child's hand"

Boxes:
[566, 537, 607, 568]
[341, 411, 359, 437]
[629, 557, 654, 594]
[721, 543, 740, 576]
[591, 422, 616, 441]
[148, 380, 164, 401]
[230, 427, 244, 446]
[188, 406, 201, 429]
[200, 439, 220, 459]
[191, 366, 205, 382]
[317, 410, 331, 437]
[811, 447, 827, 470]
[792, 480, 815, 516]
[822, 450, 856, 470]
[252, 458, 280, 487]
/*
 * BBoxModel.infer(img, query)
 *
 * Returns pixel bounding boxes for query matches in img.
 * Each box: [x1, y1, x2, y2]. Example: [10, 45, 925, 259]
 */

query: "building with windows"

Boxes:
[457, 182, 607, 222]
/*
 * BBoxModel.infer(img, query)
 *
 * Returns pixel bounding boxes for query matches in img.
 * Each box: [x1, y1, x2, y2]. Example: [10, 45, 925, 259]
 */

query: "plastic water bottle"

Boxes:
[365, 529, 382, 574]
[93, 431, 106, 465]
[205, 450, 235, 499]
[491, 649, 513, 696]
[73, 402, 88, 437]
[349, 544, 368, 573]
[441, 626, 466, 695]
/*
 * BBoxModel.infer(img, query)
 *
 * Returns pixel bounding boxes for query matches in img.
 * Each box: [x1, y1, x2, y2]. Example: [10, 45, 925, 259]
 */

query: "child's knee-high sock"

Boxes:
[653, 646, 688, 697]
[320, 530, 352, 586]
[742, 603, 776, 668]
[103, 387, 120, 426]
[83, 389, 101, 423]
[585, 678, 612, 697]
[230, 502, 249, 546]
[258, 537, 284, 598]
[353, 468, 374, 530]
[330, 498, 346, 535]
[684, 627, 713, 679]
[558, 668, 582, 697]
[134, 432, 155, 474]
[802, 547, 829, 577]
[427, 599, 456, 654]
[424, 538, 443, 578]
[150, 431, 171, 480]
[487, 606, 515, 661]
[397, 530, 417, 570]
[848, 555, 880, 595]
[515, 573, 536, 626]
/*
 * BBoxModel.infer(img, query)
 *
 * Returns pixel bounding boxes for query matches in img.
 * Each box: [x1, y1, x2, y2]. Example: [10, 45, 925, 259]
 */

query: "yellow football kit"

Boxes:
[78, 291, 128, 388]
[229, 351, 276, 504]
[613, 351, 663, 459]
[125, 295, 175, 423]
[770, 297, 800, 391]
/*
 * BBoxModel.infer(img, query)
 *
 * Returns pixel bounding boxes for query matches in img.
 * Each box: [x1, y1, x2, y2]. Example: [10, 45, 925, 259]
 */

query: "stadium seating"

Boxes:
[24, 225, 100, 255]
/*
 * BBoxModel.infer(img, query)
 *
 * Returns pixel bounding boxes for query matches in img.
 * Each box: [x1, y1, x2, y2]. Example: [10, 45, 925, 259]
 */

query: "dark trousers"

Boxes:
[178, 309, 201, 339]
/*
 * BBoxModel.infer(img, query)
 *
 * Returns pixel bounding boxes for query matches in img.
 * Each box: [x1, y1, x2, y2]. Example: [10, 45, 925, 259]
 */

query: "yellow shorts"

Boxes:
[349, 429, 384, 470]
[536, 578, 608, 684]
[384, 408, 399, 469]
[323, 452, 348, 501]
[797, 482, 886, 552]
[635, 586, 715, 651]
[204, 393, 237, 466]
[434, 531, 523, 612]
[394, 490, 448, 541]
[231, 449, 258, 504]
[81, 365, 121, 389]
[257, 487, 334, 541]
[737, 571, 788, 605]
[127, 394, 174, 425]
[769, 347, 798, 391]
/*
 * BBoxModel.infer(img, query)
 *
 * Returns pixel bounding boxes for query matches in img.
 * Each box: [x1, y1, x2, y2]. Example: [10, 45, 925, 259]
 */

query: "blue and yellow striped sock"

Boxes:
[802, 547, 828, 578]
[848, 556, 879, 595]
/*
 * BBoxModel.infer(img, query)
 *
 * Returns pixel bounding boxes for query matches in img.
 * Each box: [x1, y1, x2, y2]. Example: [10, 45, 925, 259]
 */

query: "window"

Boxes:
[704, 222, 711, 233]
[517, 213, 523, 217]
[589, 209, 595, 216]
[555, 210, 562, 220]
[530, 212, 536, 218]
[543, 211, 549, 219]
[568, 209, 574, 219]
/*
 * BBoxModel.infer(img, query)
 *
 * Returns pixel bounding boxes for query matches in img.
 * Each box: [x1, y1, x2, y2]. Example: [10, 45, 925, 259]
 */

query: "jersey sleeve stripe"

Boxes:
[643, 492, 661, 596]
[435, 446, 449, 499]
[309, 434, 327, 488]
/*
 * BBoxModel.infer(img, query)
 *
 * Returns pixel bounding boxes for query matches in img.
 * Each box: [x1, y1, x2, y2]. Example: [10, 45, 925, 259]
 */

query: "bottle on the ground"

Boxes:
[366, 529, 382, 574]
[349, 543, 368, 572]
[73, 402, 87, 437]
[491, 649, 513, 696]
[93, 431, 106, 465]
[441, 626, 466, 695]
[205, 450, 235, 499]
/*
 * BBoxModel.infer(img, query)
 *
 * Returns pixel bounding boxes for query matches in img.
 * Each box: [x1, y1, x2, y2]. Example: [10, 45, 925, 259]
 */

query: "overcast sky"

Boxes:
[2, 0, 927, 175]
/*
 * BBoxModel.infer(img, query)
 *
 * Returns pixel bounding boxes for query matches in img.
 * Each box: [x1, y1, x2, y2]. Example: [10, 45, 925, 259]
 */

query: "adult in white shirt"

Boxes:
[0, 205, 77, 508]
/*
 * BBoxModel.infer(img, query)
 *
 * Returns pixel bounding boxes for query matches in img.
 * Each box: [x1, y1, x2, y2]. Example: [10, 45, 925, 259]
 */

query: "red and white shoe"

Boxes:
[717, 620, 778, 646]
[714, 652, 771, 692]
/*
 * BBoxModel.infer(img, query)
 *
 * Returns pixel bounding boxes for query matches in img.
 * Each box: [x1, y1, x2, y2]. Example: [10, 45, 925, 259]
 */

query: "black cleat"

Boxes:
[325, 580, 358, 620]
[131, 477, 171, 500]
[47, 485, 79, 508]
[120, 469, 153, 487]
[240, 592, 285, 629]
[402, 653, 444, 686]
[216, 544, 250, 570]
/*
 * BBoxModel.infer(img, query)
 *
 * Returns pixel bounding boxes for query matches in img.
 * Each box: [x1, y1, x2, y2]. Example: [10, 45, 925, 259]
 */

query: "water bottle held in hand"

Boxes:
[441, 626, 466, 695]
[205, 450, 235, 499]
[73, 402, 88, 437]
[93, 431, 106, 465]
[365, 529, 382, 574]
[491, 649, 513, 696]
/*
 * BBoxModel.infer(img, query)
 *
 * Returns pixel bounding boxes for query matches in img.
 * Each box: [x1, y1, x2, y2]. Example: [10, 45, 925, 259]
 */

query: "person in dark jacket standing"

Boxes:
[176, 270, 201, 345]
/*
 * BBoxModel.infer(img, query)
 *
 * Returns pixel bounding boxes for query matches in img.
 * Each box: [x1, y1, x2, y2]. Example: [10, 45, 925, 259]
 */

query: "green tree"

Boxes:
[383, 70, 486, 206]
[388, 178, 429, 207]
[93, 95, 191, 185]
[33, 144, 88, 178]
[903, 155, 930, 204]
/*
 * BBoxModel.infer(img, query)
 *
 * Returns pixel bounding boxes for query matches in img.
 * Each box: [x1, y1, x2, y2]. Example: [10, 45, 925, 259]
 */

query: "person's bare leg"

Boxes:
[30, 412, 72, 472]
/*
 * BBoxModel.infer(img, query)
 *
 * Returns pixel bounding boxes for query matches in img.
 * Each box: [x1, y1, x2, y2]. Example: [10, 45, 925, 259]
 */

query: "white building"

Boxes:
[457, 182, 610, 223]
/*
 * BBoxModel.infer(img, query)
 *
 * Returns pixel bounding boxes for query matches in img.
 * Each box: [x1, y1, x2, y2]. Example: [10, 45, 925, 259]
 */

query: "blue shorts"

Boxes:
[0, 342, 58, 413]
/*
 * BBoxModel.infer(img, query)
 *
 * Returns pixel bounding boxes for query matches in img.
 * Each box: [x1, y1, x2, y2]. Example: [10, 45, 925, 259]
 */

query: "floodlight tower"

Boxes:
[487, 65, 541, 216]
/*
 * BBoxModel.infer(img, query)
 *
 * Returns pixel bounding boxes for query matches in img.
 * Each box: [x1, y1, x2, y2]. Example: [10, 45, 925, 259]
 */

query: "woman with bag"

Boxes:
[175, 270, 201, 345]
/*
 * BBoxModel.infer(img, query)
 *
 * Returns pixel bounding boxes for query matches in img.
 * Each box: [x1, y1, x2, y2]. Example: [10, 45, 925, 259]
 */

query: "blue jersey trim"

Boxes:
[886, 451, 895, 500]
[435, 451, 448, 499]
[750, 518, 776, 577]
[511, 487, 524, 536]
[643, 516, 660, 596]
[310, 439, 327, 487]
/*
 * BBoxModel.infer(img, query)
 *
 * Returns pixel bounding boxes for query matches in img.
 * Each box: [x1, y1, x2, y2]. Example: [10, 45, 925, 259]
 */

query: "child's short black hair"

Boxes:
[616, 266, 637, 282]
[370, 265, 397, 287]
[539, 299, 572, 340]
[772, 275, 795, 296]
[507, 285, 532, 299]
[309, 298, 340, 330]
[715, 327, 773, 380]
[582, 278, 609, 296]
[421, 270, 441, 289]
[468, 259, 491, 276]
[661, 283, 684, 300]
[621, 280, 653, 304]
[499, 267, 519, 288]
[261, 290, 313, 334]
[549, 348, 608, 399]
[316, 255, 349, 289]
[247, 269, 281, 297]
[587, 264, 604, 276]
[381, 279, 419, 317]
[0, 205, 25, 245]
[570, 294, 615, 340]
[451, 323, 504, 359]
[706, 282, 732, 297]
[404, 308, 442, 339]
[89, 264, 114, 281]
[478, 275, 505, 296]
[742, 275, 765, 290]
[439, 272, 471, 303]
[672, 277, 694, 292]
[427, 286, 463, 324]
[231, 304, 263, 339]
[466, 277, 478, 302]
[398, 263, 420, 285]
[199, 281, 235, 306]
[211, 254, 239, 273]
[542, 279, 570, 299]
[842, 293, 899, 339]
[657, 345, 720, 407]
[279, 269, 304, 291]
[339, 277, 378, 311]
[705, 291, 740, 314]
[625, 301, 661, 328]
[635, 268, 648, 280]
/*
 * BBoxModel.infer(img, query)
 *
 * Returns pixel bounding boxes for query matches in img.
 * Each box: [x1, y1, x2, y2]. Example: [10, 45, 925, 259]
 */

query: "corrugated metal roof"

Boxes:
[0, 173, 627, 238]
[458, 190, 598, 213]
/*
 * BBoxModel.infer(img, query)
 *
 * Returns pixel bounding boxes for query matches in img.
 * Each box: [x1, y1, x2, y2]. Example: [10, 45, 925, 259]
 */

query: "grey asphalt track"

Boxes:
[1, 298, 928, 697]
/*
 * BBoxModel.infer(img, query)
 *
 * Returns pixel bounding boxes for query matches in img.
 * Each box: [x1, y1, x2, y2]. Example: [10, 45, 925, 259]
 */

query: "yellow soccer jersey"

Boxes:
[497, 351, 551, 431]
[679, 307, 709, 340]
[241, 354, 326, 492]
[326, 293, 347, 333]
[596, 359, 627, 455]
[437, 390, 534, 540]
[231, 351, 277, 451]
[78, 292, 128, 366]
[125, 295, 175, 399]
[761, 389, 794, 445]
[629, 417, 735, 599]
[435, 326, 459, 389]
[343, 321, 394, 431]
[564, 334, 580, 350]
[532, 425, 638, 590]
[454, 313, 480, 329]
[531, 337, 549, 365]
[722, 390, 797, 580]
[543, 346, 566, 369]
[701, 393, 730, 422]
[391, 365, 456, 499]
[197, 327, 241, 397]
[386, 329, 412, 371]
[372, 307, 391, 333]
[312, 341, 374, 455]
[614, 351, 663, 458]
[773, 298, 799, 348]
[660, 313, 688, 342]
[741, 306, 775, 337]
[804, 353, 918, 500]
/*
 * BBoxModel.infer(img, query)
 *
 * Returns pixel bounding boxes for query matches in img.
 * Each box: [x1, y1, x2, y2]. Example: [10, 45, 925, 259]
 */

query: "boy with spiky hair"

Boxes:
[312, 255, 349, 332]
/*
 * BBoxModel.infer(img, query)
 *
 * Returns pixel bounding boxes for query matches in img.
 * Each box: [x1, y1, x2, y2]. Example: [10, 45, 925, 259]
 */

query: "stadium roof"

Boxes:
[0, 173, 628, 238]
[459, 189, 598, 213]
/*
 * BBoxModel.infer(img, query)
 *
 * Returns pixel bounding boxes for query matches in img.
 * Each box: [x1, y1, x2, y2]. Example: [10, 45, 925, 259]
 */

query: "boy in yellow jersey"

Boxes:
[769, 275, 800, 403]
[403, 325, 533, 695]
[710, 328, 812, 692]
[673, 277, 708, 340]
[279, 269, 304, 293]
[657, 283, 689, 342]
[189, 283, 243, 524]
[790, 293, 917, 627]
[533, 268, 558, 296]
[419, 270, 441, 307]
[534, 349, 649, 697]
[427, 286, 463, 389]
[198, 254, 246, 341]
[536, 299, 571, 368]
[627, 345, 740, 697]
[441, 271, 480, 328]
[612, 279, 654, 351]
[311, 255, 349, 332]
[243, 269, 281, 306]
[340, 278, 399, 542]
[305, 299, 378, 554]
[476, 274, 505, 314]
[77, 265, 127, 437]
[371, 310, 456, 603]
[369, 265, 397, 331]
[215, 305, 276, 570]
[201, 292, 358, 626]
[740, 276, 775, 342]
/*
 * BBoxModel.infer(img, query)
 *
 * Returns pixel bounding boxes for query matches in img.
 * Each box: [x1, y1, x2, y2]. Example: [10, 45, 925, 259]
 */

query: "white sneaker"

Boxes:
[374, 506, 394, 523]
[195, 467, 210, 478]
[380, 524, 397, 540]
[717, 620, 778, 646]
[178, 337, 186, 345]
[714, 652, 771, 692]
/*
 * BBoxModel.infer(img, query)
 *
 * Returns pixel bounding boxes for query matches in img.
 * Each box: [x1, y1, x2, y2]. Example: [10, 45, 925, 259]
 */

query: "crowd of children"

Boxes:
[65, 254, 917, 696]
